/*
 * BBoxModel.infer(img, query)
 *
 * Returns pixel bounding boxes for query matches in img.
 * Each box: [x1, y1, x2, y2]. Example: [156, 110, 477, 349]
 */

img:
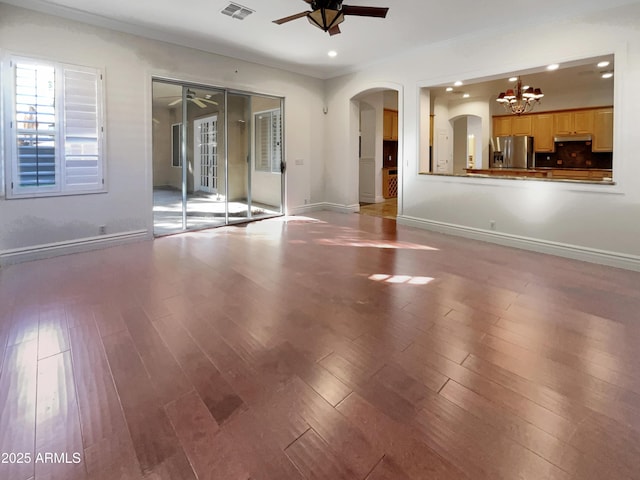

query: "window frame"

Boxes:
[4, 55, 106, 199]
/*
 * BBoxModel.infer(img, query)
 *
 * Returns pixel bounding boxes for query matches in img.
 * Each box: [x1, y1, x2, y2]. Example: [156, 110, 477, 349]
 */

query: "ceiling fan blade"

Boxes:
[191, 98, 207, 108]
[168, 98, 182, 106]
[200, 98, 219, 106]
[273, 11, 309, 25]
[341, 5, 389, 18]
[328, 25, 341, 36]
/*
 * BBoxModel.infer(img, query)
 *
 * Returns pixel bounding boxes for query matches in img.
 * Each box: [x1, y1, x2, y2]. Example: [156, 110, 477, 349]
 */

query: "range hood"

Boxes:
[554, 135, 592, 142]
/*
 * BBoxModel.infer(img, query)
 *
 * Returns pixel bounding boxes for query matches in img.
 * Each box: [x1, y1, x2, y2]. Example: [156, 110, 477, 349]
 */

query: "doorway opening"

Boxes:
[355, 88, 399, 220]
[151, 80, 284, 235]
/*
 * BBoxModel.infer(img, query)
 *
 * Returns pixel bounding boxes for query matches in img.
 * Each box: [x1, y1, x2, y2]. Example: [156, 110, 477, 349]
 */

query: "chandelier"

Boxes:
[496, 77, 544, 115]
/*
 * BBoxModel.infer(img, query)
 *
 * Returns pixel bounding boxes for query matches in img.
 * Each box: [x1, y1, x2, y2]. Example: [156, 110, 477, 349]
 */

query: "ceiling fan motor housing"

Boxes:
[311, 1, 344, 10]
[308, 8, 344, 31]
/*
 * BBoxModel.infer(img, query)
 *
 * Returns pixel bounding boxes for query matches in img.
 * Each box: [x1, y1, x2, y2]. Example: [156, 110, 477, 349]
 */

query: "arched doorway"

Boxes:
[351, 87, 400, 220]
[450, 114, 483, 175]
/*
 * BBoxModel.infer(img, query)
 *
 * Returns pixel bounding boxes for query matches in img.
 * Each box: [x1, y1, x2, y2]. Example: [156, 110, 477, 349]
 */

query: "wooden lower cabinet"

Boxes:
[382, 167, 398, 198]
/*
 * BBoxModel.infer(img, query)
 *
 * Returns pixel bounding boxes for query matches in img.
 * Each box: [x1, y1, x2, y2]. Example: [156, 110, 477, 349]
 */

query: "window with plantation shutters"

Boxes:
[7, 57, 105, 198]
[254, 109, 282, 173]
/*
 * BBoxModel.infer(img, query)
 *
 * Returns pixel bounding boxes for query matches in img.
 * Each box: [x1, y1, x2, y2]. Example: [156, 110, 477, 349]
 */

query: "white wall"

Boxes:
[383, 90, 398, 110]
[489, 84, 614, 115]
[0, 4, 324, 254]
[324, 3, 640, 267]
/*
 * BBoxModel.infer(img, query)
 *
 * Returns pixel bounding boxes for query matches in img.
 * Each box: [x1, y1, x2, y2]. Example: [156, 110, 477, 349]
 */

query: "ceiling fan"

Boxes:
[273, 0, 389, 36]
[166, 89, 219, 108]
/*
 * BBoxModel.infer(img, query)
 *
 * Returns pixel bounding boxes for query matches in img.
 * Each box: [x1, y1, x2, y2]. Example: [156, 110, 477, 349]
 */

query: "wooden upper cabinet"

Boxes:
[532, 114, 555, 152]
[492, 106, 613, 153]
[493, 116, 512, 136]
[593, 108, 613, 152]
[554, 109, 594, 135]
[492, 115, 531, 136]
[573, 110, 594, 134]
[392, 112, 398, 140]
[511, 116, 532, 136]
[383, 109, 398, 141]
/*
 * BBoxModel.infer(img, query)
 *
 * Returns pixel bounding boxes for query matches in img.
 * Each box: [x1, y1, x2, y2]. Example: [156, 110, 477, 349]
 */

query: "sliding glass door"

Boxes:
[185, 86, 226, 230]
[250, 95, 283, 219]
[151, 80, 284, 235]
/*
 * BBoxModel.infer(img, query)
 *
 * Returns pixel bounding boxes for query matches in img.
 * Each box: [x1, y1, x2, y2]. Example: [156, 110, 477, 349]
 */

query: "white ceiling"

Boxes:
[3, 0, 637, 79]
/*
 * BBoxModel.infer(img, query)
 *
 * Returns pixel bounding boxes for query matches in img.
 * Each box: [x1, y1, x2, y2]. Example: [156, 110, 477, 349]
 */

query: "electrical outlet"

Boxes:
[490, 220, 496, 230]
[99, 225, 106, 235]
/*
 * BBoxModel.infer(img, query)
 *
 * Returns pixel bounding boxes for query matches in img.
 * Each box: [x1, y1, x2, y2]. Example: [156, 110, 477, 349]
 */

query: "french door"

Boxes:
[193, 115, 218, 194]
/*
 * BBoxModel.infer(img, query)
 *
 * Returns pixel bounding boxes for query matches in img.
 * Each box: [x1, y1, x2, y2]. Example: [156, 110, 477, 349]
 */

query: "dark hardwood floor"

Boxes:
[1, 211, 640, 479]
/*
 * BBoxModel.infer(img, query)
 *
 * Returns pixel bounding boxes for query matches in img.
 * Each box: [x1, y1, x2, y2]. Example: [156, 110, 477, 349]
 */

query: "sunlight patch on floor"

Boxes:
[369, 274, 435, 285]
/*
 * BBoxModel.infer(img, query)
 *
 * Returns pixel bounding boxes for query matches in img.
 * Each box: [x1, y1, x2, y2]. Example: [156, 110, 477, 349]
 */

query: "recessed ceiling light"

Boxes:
[454, 81, 463, 87]
[597, 61, 610, 68]
[328, 50, 337, 58]
[446, 87, 453, 92]
[602, 72, 613, 79]
[463, 93, 470, 98]
[508, 77, 518, 82]
[547, 64, 559, 71]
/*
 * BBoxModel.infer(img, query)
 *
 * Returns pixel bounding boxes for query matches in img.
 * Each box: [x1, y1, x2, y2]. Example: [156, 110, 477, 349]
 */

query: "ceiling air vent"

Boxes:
[220, 2, 254, 20]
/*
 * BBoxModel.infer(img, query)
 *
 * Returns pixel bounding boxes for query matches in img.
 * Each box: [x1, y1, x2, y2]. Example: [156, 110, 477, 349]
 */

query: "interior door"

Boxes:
[436, 130, 450, 173]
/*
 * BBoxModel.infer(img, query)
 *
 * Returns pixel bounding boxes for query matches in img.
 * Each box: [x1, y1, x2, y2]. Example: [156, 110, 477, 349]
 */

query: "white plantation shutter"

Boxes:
[13, 61, 57, 191]
[271, 110, 282, 173]
[8, 57, 104, 198]
[63, 67, 102, 191]
[255, 113, 270, 172]
[254, 109, 282, 173]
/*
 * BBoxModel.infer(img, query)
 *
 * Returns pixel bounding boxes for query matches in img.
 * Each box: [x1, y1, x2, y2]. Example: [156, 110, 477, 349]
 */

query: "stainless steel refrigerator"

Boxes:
[489, 136, 534, 169]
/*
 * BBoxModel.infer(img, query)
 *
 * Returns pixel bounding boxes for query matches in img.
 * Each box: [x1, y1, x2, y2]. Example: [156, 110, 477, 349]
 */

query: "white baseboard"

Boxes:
[0, 229, 150, 266]
[397, 215, 640, 272]
[289, 202, 360, 215]
[359, 194, 375, 203]
[322, 202, 360, 213]
[287, 203, 326, 215]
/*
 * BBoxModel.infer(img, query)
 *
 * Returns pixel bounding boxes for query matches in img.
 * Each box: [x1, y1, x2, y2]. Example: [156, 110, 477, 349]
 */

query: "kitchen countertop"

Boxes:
[464, 168, 613, 182]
